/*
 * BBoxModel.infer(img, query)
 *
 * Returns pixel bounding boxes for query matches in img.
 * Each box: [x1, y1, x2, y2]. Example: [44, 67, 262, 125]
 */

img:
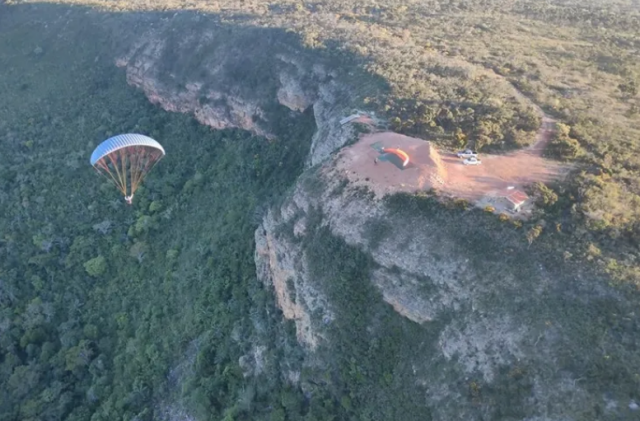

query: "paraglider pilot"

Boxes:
[90, 134, 165, 206]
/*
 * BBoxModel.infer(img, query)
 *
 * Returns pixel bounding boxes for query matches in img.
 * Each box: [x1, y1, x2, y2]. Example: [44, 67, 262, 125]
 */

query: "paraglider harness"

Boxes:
[124, 195, 134, 205]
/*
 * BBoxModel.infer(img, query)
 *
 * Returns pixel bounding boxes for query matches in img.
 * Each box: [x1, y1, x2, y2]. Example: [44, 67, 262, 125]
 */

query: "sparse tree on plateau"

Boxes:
[526, 225, 543, 247]
[531, 182, 558, 208]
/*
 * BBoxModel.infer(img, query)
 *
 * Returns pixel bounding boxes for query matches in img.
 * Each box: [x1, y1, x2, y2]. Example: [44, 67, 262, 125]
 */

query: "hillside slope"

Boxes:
[255, 156, 639, 420]
[1, 1, 640, 421]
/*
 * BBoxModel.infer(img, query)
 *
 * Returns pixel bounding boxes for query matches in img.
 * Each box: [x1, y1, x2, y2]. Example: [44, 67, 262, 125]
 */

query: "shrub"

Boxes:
[546, 123, 581, 160]
[530, 182, 558, 208]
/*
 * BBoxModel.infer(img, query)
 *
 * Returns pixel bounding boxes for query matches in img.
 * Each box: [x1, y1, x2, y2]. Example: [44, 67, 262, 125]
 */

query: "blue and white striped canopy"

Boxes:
[90, 134, 165, 165]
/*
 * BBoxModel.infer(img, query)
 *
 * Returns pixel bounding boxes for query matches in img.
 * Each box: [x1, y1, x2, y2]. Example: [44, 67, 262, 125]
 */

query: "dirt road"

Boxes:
[334, 84, 569, 214]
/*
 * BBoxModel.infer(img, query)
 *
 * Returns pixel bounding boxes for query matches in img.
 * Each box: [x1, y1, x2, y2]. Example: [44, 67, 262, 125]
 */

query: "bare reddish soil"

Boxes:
[334, 115, 570, 214]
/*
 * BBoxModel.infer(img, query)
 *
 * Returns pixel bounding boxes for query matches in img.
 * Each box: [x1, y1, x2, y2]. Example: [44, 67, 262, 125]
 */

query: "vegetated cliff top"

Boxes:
[256, 150, 640, 419]
[7, 0, 640, 285]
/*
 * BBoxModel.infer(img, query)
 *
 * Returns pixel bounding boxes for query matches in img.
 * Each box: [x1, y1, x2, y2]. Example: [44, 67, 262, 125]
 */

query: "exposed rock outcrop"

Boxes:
[255, 162, 480, 351]
[253, 154, 601, 419]
[114, 20, 364, 165]
[254, 209, 332, 349]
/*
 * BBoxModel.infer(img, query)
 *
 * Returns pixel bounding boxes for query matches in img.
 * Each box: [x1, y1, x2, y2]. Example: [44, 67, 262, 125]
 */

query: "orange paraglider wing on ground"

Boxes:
[382, 148, 410, 167]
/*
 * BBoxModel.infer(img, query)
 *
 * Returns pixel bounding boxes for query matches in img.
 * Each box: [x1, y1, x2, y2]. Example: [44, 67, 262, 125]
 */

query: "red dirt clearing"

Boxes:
[334, 117, 570, 211]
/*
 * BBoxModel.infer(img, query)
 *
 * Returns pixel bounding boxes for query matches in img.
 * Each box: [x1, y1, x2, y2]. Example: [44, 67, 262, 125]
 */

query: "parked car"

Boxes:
[463, 157, 482, 165]
[456, 149, 478, 159]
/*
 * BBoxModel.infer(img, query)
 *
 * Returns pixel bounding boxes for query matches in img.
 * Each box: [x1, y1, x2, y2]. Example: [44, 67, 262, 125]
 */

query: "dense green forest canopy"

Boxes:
[0, 7, 320, 420]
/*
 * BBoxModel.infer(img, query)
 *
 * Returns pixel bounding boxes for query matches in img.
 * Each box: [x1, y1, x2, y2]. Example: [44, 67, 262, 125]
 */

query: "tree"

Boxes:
[454, 128, 467, 148]
[65, 340, 94, 372]
[65, 236, 96, 268]
[269, 407, 285, 421]
[518, 108, 541, 132]
[149, 201, 162, 213]
[530, 182, 558, 208]
[84, 256, 107, 277]
[547, 123, 581, 160]
[526, 225, 543, 247]
[390, 117, 402, 132]
[551, 135, 580, 159]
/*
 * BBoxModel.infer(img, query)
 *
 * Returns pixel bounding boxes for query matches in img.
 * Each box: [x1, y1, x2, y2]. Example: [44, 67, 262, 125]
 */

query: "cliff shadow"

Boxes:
[1, 1, 391, 141]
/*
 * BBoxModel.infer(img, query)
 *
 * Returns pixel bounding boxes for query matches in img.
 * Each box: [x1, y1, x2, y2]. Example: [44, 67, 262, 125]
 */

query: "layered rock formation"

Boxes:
[114, 20, 365, 166]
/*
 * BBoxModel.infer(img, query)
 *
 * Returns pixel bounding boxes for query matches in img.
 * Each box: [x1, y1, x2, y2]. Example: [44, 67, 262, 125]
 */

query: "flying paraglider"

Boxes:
[90, 134, 165, 205]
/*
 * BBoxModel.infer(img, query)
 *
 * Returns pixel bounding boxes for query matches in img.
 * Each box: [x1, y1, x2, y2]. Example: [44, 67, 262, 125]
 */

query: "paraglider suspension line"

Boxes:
[93, 147, 164, 203]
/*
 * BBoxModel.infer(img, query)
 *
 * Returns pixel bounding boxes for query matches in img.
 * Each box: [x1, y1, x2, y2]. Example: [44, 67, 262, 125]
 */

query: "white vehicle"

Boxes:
[456, 149, 478, 159]
[463, 157, 482, 165]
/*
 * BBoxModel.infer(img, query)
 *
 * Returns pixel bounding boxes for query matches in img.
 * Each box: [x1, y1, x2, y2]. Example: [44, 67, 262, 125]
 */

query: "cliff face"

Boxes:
[254, 163, 508, 369]
[114, 18, 363, 166]
[254, 211, 332, 349]
[252, 156, 618, 419]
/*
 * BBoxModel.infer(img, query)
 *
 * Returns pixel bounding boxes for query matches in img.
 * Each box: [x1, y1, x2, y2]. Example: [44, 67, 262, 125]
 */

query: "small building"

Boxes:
[504, 190, 529, 213]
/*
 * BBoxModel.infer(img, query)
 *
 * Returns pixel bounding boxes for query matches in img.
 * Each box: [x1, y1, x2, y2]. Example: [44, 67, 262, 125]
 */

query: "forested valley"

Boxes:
[0, 9, 324, 420]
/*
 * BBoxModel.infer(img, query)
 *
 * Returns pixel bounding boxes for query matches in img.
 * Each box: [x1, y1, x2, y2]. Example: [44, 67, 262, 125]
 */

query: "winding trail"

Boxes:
[507, 80, 557, 154]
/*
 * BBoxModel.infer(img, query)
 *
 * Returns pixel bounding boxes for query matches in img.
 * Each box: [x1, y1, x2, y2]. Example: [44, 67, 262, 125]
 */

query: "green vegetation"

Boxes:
[379, 191, 640, 419]
[263, 181, 640, 420]
[301, 221, 435, 421]
[0, 11, 320, 421]
[2, 0, 640, 420]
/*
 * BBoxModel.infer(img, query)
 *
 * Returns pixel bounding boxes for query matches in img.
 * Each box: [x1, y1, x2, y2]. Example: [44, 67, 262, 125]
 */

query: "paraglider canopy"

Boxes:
[90, 134, 165, 204]
[381, 147, 410, 167]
